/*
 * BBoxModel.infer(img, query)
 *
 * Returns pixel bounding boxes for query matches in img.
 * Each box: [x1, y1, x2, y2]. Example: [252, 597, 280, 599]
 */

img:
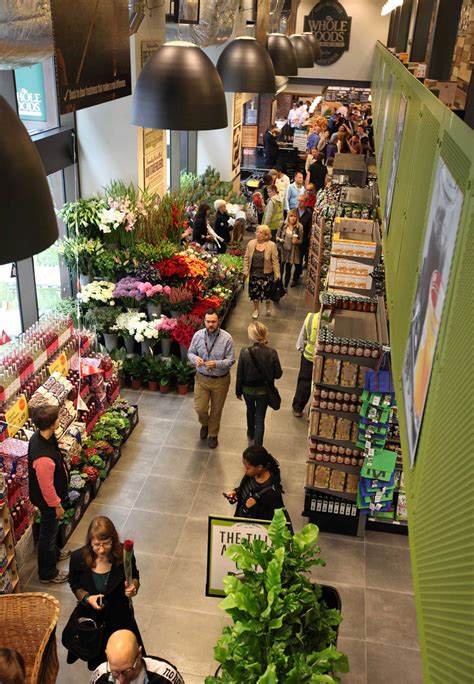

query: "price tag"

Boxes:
[372, 395, 381, 406]
[5, 394, 29, 437]
[368, 448, 375, 457]
[48, 352, 69, 377]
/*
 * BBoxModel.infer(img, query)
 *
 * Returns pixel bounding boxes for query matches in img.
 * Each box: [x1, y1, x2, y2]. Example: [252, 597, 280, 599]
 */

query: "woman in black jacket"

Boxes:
[236, 321, 282, 446]
[225, 445, 290, 524]
[192, 202, 211, 245]
[67, 516, 144, 670]
[214, 199, 231, 253]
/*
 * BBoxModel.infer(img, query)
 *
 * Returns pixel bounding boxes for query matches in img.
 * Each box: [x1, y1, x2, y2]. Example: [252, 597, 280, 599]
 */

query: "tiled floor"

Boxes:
[21, 277, 423, 683]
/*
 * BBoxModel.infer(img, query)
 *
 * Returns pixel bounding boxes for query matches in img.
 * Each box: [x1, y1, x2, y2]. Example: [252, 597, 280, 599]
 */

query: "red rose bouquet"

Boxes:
[171, 314, 203, 349]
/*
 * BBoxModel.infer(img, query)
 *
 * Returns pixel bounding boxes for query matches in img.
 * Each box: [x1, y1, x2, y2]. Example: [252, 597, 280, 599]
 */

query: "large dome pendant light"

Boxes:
[0, 97, 58, 265]
[132, 41, 228, 131]
[289, 34, 314, 68]
[266, 33, 298, 76]
[216, 36, 276, 94]
[303, 31, 321, 62]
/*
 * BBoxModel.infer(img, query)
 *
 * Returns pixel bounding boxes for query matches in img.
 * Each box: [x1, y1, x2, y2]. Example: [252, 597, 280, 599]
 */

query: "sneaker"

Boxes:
[39, 570, 69, 584]
[208, 436, 218, 449]
[265, 303, 272, 316]
[252, 310, 259, 319]
[200, 425, 209, 440]
[292, 409, 303, 418]
[57, 548, 71, 562]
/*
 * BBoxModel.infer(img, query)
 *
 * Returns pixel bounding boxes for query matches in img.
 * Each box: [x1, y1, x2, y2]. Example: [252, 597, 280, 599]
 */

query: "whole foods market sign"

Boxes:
[304, 0, 352, 66]
[15, 63, 47, 121]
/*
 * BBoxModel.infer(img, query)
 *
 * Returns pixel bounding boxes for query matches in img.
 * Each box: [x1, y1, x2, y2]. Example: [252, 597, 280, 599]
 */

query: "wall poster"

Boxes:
[51, 0, 131, 114]
[141, 41, 167, 196]
[402, 158, 463, 467]
[231, 124, 242, 179]
[233, 92, 243, 128]
[303, 0, 352, 66]
[383, 93, 408, 235]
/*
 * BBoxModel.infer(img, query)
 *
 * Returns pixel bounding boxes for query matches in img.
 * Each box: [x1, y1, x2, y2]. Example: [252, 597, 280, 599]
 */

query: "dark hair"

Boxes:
[275, 165, 285, 173]
[29, 404, 60, 431]
[0, 648, 26, 684]
[326, 156, 335, 167]
[269, 184, 278, 194]
[294, 170, 303, 178]
[196, 202, 210, 218]
[317, 152, 325, 163]
[262, 174, 273, 185]
[242, 446, 281, 483]
[204, 308, 220, 319]
[83, 516, 123, 568]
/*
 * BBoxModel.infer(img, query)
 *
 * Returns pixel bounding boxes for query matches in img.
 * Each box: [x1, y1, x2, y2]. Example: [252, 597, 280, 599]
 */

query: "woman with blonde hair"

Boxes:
[66, 516, 144, 670]
[236, 321, 282, 446]
[276, 209, 304, 288]
[243, 225, 280, 319]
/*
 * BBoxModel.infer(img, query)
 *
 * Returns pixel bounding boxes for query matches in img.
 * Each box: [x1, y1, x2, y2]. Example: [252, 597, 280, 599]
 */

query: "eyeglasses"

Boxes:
[91, 539, 112, 550]
[107, 655, 140, 679]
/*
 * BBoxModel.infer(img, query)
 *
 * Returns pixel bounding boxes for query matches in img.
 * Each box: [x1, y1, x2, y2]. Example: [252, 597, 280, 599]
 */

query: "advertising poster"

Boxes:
[15, 63, 47, 122]
[143, 129, 166, 197]
[206, 516, 272, 597]
[50, 0, 131, 114]
[377, 73, 393, 168]
[402, 158, 463, 466]
[231, 124, 242, 179]
[383, 93, 408, 235]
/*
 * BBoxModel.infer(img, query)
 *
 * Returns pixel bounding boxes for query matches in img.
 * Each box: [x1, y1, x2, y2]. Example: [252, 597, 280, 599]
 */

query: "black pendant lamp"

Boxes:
[289, 34, 314, 68]
[217, 36, 276, 93]
[266, 33, 298, 76]
[132, 41, 228, 130]
[303, 31, 321, 62]
[0, 97, 58, 265]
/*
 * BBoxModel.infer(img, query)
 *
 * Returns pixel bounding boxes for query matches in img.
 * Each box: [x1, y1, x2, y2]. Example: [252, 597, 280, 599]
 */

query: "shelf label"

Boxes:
[48, 352, 69, 377]
[6, 394, 29, 438]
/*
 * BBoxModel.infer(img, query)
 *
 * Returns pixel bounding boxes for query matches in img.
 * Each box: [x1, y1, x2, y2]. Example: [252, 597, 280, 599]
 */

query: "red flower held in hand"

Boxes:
[123, 539, 134, 552]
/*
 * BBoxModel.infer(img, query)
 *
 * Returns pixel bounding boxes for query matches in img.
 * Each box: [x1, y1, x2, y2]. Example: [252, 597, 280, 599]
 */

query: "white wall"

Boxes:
[295, 0, 390, 82]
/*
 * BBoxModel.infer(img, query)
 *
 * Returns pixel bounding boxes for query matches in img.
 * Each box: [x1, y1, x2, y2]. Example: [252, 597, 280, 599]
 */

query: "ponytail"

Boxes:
[242, 446, 281, 483]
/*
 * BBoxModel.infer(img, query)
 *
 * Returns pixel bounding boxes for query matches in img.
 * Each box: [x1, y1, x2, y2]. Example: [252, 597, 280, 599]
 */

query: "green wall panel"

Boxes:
[372, 43, 474, 684]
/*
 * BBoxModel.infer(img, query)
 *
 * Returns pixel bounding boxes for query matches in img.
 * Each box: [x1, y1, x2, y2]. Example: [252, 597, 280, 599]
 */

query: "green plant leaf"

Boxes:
[256, 663, 277, 684]
[267, 508, 292, 548]
[226, 543, 258, 571]
[292, 523, 320, 552]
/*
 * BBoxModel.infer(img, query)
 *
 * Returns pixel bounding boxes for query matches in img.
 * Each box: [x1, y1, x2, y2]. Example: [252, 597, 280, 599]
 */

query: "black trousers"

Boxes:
[38, 507, 60, 581]
[292, 354, 313, 413]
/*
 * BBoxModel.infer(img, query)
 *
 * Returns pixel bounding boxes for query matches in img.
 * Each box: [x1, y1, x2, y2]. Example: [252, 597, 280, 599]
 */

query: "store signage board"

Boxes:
[293, 129, 308, 152]
[6, 394, 28, 438]
[15, 63, 47, 122]
[206, 516, 273, 597]
[49, 352, 69, 377]
[233, 92, 243, 128]
[383, 93, 408, 235]
[242, 125, 258, 148]
[231, 124, 242, 180]
[377, 73, 393, 169]
[402, 158, 464, 467]
[50, 0, 131, 114]
[304, 0, 352, 66]
[140, 41, 167, 197]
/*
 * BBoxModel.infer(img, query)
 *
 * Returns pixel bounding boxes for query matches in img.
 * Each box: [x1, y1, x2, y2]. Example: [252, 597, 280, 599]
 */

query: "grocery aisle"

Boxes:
[20, 280, 422, 683]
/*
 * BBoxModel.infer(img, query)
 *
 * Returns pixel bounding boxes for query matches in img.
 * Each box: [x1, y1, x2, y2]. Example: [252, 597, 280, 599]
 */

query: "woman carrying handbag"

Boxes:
[236, 322, 282, 446]
[243, 225, 281, 319]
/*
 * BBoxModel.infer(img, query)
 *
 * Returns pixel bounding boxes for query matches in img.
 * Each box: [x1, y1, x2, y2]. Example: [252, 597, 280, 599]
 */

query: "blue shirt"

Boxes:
[188, 328, 235, 377]
[284, 182, 306, 211]
[306, 132, 320, 152]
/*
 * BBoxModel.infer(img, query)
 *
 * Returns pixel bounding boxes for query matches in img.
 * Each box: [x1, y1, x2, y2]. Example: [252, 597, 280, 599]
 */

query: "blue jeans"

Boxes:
[244, 394, 269, 446]
[38, 507, 60, 581]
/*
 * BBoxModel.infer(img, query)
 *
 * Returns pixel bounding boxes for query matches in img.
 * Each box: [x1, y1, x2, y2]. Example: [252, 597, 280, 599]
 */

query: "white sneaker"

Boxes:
[252, 310, 259, 319]
[266, 303, 272, 316]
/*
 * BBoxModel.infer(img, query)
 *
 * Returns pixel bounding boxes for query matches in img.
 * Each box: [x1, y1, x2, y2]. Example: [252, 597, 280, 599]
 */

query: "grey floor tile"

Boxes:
[122, 510, 187, 556]
[263, 430, 309, 462]
[201, 451, 245, 488]
[156, 557, 222, 616]
[283, 493, 307, 532]
[175, 517, 210, 561]
[278, 460, 307, 495]
[133, 474, 199, 515]
[181, 674, 204, 684]
[367, 643, 423, 684]
[133, 601, 155, 641]
[120, 388, 143, 403]
[133, 551, 173, 604]
[118, 438, 165, 475]
[321, 582, 366, 641]
[151, 445, 210, 481]
[337, 637, 367, 684]
[144, 606, 224, 677]
[127, 417, 174, 444]
[365, 529, 410, 548]
[137, 392, 186, 420]
[68, 502, 131, 545]
[189, 483, 236, 520]
[265, 407, 309, 436]
[164, 420, 211, 451]
[310, 535, 366, 587]
[212, 426, 250, 454]
[94, 468, 147, 508]
[366, 588, 420, 649]
[366, 543, 415, 594]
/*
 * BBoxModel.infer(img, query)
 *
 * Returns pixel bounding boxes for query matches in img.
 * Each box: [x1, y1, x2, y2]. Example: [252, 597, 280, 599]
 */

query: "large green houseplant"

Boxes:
[206, 510, 349, 684]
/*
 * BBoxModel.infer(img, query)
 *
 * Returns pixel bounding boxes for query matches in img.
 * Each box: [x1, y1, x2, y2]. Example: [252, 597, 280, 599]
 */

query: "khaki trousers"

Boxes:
[194, 373, 231, 437]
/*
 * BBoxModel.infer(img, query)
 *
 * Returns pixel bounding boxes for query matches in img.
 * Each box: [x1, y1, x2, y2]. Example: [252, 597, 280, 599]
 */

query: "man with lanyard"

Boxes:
[188, 309, 235, 448]
[292, 311, 319, 417]
[91, 629, 184, 683]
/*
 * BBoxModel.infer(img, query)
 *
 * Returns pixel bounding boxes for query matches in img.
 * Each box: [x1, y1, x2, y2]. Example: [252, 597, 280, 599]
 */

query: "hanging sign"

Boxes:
[15, 63, 47, 122]
[303, 0, 352, 66]
[6, 394, 29, 438]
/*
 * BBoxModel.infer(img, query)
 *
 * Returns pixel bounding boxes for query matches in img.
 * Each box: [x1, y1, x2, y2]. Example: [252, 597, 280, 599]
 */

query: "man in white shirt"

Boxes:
[275, 166, 290, 202]
[288, 103, 300, 128]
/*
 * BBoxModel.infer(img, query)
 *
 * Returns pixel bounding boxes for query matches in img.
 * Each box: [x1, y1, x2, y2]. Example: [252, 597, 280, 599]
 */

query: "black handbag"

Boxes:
[61, 602, 105, 661]
[248, 348, 281, 411]
[269, 278, 286, 303]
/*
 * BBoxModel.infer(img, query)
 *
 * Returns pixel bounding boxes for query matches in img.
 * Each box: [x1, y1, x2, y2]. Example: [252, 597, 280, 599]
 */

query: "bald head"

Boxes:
[106, 630, 141, 680]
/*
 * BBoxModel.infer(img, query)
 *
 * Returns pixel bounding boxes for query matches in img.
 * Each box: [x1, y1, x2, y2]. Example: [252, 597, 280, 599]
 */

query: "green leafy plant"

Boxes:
[142, 354, 163, 382]
[206, 510, 349, 684]
[57, 236, 105, 276]
[157, 356, 176, 386]
[173, 359, 196, 385]
[122, 355, 147, 380]
[83, 306, 118, 334]
[56, 197, 106, 239]
[93, 249, 121, 280]
[54, 297, 80, 327]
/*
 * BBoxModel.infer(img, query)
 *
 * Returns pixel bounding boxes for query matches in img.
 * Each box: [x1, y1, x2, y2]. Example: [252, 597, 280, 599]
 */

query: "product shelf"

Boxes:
[315, 382, 364, 395]
[311, 406, 360, 422]
[306, 460, 360, 475]
[305, 484, 357, 502]
[309, 436, 358, 449]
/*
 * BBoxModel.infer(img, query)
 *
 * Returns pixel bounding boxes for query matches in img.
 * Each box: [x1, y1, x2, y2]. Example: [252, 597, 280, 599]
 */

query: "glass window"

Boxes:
[0, 263, 22, 338]
[14, 57, 59, 136]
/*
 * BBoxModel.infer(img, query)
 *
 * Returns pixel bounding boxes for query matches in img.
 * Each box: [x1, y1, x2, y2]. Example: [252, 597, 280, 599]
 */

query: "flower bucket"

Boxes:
[160, 337, 172, 357]
[131, 377, 142, 390]
[177, 383, 189, 395]
[159, 383, 171, 394]
[147, 380, 159, 392]
[147, 302, 162, 319]
[123, 335, 135, 354]
[180, 344, 188, 361]
[103, 332, 118, 352]
[170, 310, 181, 318]
[79, 273, 91, 287]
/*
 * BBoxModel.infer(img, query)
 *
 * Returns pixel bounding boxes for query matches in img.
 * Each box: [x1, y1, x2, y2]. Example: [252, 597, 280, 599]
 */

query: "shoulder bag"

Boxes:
[61, 602, 105, 661]
[248, 348, 281, 411]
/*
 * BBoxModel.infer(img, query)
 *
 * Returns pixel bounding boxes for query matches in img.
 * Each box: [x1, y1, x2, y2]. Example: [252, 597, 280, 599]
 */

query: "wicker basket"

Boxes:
[0, 592, 60, 684]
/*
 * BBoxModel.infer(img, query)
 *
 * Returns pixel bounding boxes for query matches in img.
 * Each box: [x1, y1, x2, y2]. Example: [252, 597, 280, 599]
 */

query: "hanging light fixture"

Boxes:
[217, 36, 276, 93]
[266, 33, 298, 76]
[303, 31, 321, 62]
[289, 34, 314, 68]
[0, 97, 58, 265]
[132, 41, 228, 131]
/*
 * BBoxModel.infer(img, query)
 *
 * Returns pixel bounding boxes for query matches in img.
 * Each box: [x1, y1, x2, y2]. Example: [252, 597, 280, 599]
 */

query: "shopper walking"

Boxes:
[296, 194, 313, 273]
[243, 225, 280, 319]
[251, 191, 266, 225]
[292, 311, 319, 417]
[192, 203, 211, 245]
[263, 184, 284, 241]
[91, 630, 184, 684]
[188, 309, 235, 449]
[225, 446, 291, 525]
[284, 171, 305, 212]
[236, 322, 282, 446]
[276, 210, 303, 288]
[231, 210, 246, 243]
[67, 516, 144, 671]
[213, 199, 231, 253]
[263, 126, 280, 167]
[27, 404, 70, 584]
[307, 152, 328, 193]
[274, 166, 290, 202]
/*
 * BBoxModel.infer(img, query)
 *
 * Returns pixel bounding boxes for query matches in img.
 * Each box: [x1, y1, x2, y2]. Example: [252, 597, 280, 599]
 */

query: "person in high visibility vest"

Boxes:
[292, 312, 319, 417]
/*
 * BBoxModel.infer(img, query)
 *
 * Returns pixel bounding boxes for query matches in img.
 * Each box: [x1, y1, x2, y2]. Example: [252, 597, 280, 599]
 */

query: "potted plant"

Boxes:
[56, 197, 106, 239]
[111, 311, 148, 355]
[143, 354, 162, 392]
[158, 358, 175, 394]
[112, 276, 147, 311]
[136, 282, 170, 319]
[83, 305, 119, 352]
[206, 509, 348, 683]
[174, 359, 196, 395]
[162, 286, 194, 317]
[123, 356, 145, 390]
[57, 236, 105, 283]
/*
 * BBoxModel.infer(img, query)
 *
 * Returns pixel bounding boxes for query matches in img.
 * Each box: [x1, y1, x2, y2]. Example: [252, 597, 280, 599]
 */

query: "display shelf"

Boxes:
[305, 484, 357, 502]
[311, 406, 360, 422]
[366, 517, 408, 536]
[306, 460, 360, 475]
[309, 436, 358, 449]
[315, 382, 364, 395]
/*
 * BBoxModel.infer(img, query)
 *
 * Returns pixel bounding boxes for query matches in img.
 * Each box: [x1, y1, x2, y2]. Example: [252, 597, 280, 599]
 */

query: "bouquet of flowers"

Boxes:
[136, 282, 170, 303]
[78, 280, 116, 306]
[171, 314, 203, 349]
[82, 465, 100, 482]
[181, 255, 209, 279]
[155, 255, 191, 280]
[133, 263, 162, 285]
[90, 439, 115, 459]
[153, 192, 189, 244]
[99, 180, 155, 247]
[209, 285, 234, 300]
[111, 312, 159, 343]
[113, 277, 147, 308]
[155, 315, 177, 338]
[191, 296, 223, 318]
[57, 236, 105, 276]
[162, 287, 194, 314]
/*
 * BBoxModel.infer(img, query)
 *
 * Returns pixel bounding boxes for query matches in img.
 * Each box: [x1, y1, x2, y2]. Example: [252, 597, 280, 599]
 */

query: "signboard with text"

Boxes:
[15, 63, 47, 122]
[6, 394, 29, 438]
[304, 0, 352, 66]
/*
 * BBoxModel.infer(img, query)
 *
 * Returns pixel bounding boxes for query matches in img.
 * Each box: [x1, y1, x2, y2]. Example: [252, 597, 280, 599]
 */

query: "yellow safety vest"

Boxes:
[303, 312, 319, 362]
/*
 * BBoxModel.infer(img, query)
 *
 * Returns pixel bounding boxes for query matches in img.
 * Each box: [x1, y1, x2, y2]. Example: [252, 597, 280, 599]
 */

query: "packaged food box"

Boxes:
[322, 358, 341, 385]
[335, 417, 352, 441]
[329, 469, 346, 491]
[318, 413, 336, 439]
[345, 474, 359, 493]
[315, 466, 331, 488]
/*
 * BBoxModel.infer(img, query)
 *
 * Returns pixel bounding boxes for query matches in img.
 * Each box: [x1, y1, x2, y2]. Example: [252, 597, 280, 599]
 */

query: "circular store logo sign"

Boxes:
[304, 0, 352, 66]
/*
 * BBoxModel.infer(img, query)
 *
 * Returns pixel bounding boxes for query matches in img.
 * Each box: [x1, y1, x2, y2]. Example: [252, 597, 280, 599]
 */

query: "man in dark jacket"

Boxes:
[91, 630, 184, 683]
[295, 194, 313, 279]
[308, 152, 328, 193]
[263, 127, 279, 167]
[28, 403, 70, 583]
